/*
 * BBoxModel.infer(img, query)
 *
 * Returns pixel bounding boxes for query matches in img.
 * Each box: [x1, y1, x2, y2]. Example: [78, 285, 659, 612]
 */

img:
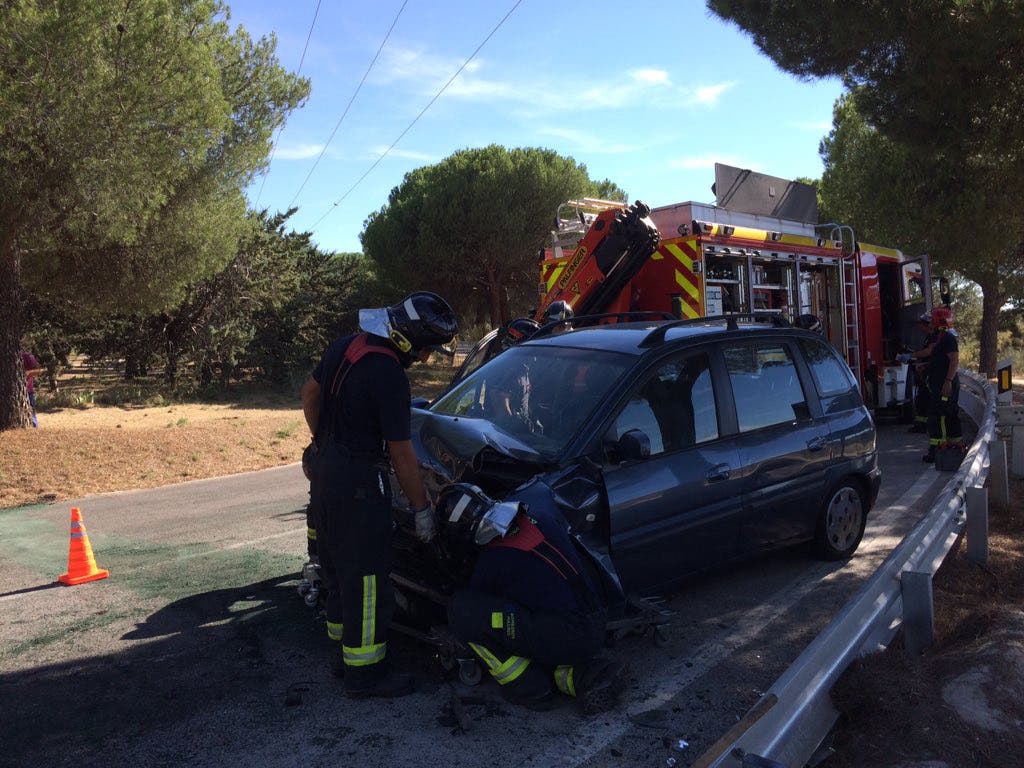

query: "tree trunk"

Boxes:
[977, 275, 1002, 376]
[484, 265, 506, 327]
[0, 243, 31, 430]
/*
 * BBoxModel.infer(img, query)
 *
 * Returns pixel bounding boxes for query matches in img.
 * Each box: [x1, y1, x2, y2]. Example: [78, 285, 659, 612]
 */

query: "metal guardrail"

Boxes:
[703, 369, 998, 768]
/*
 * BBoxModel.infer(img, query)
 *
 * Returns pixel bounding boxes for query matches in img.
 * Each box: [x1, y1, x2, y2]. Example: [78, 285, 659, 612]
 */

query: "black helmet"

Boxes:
[361, 292, 459, 360]
[436, 483, 522, 549]
[544, 300, 574, 323]
[498, 318, 540, 350]
[794, 313, 822, 334]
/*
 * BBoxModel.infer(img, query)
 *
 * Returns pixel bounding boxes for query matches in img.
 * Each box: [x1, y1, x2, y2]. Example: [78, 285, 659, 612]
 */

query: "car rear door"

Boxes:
[598, 348, 745, 594]
[722, 338, 835, 551]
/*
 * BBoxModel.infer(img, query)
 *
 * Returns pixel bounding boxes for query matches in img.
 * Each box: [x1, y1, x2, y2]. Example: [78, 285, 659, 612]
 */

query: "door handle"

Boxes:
[807, 436, 828, 452]
[706, 464, 731, 482]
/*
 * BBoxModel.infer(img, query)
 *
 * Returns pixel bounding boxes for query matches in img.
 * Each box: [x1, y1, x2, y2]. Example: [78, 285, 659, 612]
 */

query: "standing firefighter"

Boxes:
[907, 313, 938, 434]
[441, 484, 622, 713]
[301, 292, 458, 698]
[904, 307, 964, 462]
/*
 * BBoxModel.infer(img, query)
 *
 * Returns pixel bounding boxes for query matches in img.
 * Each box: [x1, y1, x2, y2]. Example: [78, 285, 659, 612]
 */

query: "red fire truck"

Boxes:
[537, 195, 935, 417]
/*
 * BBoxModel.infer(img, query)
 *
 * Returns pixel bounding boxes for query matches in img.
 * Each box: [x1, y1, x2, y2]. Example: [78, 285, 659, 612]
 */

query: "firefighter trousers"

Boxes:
[314, 440, 394, 669]
[927, 384, 963, 449]
[449, 588, 604, 694]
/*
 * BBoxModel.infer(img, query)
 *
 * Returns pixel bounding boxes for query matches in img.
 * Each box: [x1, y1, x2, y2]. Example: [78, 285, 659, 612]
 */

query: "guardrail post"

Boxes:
[966, 486, 989, 565]
[1013, 426, 1024, 478]
[990, 439, 1009, 507]
[901, 570, 934, 655]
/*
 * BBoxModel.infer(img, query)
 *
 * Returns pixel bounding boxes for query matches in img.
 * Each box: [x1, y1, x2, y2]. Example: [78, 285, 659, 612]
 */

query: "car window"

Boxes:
[607, 352, 718, 456]
[799, 338, 856, 395]
[431, 345, 633, 457]
[724, 342, 808, 431]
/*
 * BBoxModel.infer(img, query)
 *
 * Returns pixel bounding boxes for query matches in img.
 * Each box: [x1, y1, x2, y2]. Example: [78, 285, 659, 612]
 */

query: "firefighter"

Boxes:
[442, 484, 623, 714]
[301, 291, 458, 698]
[902, 307, 963, 462]
[489, 318, 540, 426]
[544, 300, 574, 335]
[907, 313, 937, 433]
[794, 313, 823, 334]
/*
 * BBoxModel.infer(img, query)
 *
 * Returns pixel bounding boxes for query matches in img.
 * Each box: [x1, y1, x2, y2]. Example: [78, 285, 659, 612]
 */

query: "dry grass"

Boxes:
[829, 478, 1024, 768]
[0, 359, 458, 509]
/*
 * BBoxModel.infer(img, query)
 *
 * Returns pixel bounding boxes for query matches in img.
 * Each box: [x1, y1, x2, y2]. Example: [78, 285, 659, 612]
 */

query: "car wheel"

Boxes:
[814, 480, 866, 560]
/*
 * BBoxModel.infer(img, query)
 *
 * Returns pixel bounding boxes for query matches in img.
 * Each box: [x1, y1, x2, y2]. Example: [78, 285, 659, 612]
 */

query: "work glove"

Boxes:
[896, 353, 913, 364]
[412, 503, 437, 543]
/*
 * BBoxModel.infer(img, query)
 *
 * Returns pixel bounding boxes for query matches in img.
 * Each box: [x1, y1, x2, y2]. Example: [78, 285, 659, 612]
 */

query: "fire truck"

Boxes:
[536, 182, 935, 418]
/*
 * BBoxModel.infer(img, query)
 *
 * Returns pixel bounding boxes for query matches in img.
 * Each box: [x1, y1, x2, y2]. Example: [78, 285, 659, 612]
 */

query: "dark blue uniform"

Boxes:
[311, 333, 409, 672]
[925, 328, 963, 455]
[449, 501, 606, 698]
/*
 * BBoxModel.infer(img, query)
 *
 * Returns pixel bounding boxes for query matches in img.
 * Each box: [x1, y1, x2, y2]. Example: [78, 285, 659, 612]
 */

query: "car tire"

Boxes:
[813, 479, 867, 560]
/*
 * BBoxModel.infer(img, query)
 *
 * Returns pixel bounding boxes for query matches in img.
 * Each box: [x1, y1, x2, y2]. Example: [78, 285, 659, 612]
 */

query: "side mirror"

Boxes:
[609, 429, 651, 463]
[939, 276, 952, 307]
[411, 397, 430, 409]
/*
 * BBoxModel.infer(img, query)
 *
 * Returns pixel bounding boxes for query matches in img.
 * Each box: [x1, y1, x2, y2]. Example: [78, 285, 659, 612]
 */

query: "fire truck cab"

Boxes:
[537, 180, 933, 418]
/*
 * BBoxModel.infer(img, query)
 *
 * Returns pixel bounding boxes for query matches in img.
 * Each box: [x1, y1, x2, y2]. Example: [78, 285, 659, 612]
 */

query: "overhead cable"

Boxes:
[254, 0, 324, 208]
[287, 0, 411, 209]
[309, 0, 525, 231]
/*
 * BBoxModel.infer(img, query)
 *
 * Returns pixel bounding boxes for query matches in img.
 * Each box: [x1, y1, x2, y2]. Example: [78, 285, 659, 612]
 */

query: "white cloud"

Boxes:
[535, 127, 634, 155]
[630, 68, 671, 85]
[668, 154, 746, 170]
[691, 81, 737, 106]
[275, 143, 326, 160]
[368, 145, 434, 162]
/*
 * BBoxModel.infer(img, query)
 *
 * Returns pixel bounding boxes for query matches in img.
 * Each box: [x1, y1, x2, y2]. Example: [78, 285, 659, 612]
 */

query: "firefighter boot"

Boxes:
[500, 663, 557, 711]
[923, 448, 936, 463]
[344, 662, 414, 699]
[574, 657, 626, 715]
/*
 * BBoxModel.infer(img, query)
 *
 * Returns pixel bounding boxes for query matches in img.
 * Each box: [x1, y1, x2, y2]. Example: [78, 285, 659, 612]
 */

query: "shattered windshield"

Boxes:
[430, 345, 633, 457]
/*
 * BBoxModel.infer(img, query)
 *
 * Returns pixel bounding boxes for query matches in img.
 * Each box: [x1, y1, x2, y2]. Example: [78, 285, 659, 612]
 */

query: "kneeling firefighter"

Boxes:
[301, 291, 458, 698]
[441, 484, 623, 713]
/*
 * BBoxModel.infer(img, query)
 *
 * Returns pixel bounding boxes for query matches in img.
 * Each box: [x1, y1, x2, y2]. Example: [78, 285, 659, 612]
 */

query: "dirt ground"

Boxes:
[827, 478, 1024, 768]
[0, 361, 456, 509]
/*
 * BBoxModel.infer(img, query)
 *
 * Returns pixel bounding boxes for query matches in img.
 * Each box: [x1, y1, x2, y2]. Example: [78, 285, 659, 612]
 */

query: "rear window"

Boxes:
[724, 342, 809, 431]
[799, 339, 856, 396]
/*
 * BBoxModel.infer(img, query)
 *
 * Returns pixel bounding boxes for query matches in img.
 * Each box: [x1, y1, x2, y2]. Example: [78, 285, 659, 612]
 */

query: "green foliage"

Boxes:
[361, 145, 621, 326]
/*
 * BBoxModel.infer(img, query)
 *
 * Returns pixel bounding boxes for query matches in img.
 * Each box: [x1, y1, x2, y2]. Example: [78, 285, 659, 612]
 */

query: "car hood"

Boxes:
[411, 408, 546, 484]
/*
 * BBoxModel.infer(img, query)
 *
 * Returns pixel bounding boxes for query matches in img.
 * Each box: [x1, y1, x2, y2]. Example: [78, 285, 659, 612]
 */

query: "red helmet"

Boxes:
[931, 307, 953, 328]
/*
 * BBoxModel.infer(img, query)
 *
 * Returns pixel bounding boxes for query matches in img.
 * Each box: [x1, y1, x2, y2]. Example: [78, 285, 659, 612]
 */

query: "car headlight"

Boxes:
[474, 501, 522, 545]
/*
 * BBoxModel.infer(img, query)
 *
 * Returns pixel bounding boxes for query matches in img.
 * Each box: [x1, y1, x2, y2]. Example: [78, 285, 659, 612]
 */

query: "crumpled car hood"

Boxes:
[411, 408, 545, 484]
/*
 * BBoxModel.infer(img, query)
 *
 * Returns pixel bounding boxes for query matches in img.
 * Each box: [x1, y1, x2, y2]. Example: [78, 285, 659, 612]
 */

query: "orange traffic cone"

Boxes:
[58, 507, 109, 585]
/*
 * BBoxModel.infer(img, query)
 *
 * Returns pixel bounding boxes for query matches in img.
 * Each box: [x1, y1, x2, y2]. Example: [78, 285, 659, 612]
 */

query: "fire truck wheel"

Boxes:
[813, 479, 867, 561]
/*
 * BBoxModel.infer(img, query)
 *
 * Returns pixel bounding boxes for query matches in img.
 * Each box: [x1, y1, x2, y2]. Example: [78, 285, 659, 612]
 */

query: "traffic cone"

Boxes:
[58, 507, 109, 585]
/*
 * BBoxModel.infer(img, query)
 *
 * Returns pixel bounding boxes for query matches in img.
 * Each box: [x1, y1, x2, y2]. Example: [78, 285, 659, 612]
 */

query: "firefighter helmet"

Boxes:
[794, 314, 823, 334]
[544, 300, 574, 324]
[359, 291, 459, 362]
[931, 306, 953, 328]
[436, 483, 521, 548]
[498, 318, 540, 350]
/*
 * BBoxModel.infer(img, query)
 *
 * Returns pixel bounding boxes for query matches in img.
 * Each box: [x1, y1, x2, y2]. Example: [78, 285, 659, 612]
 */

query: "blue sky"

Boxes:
[230, 0, 844, 254]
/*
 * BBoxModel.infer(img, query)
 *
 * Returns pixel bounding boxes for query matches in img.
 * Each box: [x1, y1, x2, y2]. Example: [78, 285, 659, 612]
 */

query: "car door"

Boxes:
[599, 348, 745, 594]
[723, 339, 835, 551]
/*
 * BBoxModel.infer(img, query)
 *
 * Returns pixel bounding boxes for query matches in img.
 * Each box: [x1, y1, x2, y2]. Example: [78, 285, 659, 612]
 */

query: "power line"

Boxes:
[287, 0, 410, 210]
[309, 0, 525, 232]
[253, 0, 323, 208]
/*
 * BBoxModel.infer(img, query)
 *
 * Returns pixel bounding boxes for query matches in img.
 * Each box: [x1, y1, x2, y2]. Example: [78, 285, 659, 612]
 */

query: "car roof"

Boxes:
[523, 320, 821, 355]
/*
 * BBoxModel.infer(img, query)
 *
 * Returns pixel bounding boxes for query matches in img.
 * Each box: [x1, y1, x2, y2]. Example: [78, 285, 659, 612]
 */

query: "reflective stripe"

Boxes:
[327, 621, 343, 641]
[342, 642, 386, 666]
[404, 297, 419, 320]
[467, 643, 530, 685]
[915, 416, 927, 423]
[491, 612, 503, 630]
[362, 575, 377, 649]
[554, 665, 576, 697]
[307, 527, 317, 541]
[70, 533, 85, 540]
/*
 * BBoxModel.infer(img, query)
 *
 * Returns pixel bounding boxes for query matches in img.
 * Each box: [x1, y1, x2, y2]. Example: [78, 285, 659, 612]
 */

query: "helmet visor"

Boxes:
[474, 501, 521, 545]
[358, 308, 391, 339]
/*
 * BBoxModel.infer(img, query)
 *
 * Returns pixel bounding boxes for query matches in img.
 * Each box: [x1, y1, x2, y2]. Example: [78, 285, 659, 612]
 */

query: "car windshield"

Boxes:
[430, 344, 634, 457]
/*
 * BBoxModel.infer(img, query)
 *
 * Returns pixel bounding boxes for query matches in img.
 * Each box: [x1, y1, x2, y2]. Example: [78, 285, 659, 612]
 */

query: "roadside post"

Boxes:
[901, 570, 934, 655]
[996, 358, 1012, 406]
[990, 439, 1009, 507]
[966, 486, 989, 565]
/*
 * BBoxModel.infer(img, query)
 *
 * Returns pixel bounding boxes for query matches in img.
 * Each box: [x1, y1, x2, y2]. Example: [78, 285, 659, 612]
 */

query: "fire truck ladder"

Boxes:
[841, 254, 861, 384]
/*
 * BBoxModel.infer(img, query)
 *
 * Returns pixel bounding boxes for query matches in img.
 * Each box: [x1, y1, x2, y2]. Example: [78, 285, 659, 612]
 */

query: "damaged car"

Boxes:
[389, 315, 881, 635]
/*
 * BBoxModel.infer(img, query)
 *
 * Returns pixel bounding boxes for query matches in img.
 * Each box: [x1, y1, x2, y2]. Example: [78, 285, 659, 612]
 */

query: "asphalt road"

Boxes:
[0, 426, 954, 768]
